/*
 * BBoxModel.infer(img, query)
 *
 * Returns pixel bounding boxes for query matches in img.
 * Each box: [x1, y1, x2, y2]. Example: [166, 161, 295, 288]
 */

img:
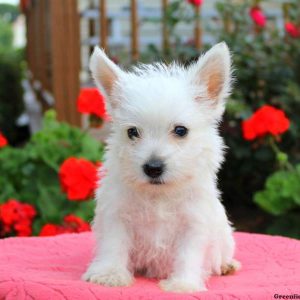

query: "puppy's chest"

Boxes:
[120, 201, 185, 250]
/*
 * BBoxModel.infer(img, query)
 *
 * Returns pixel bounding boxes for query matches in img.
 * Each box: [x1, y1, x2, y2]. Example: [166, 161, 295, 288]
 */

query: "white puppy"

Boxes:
[83, 42, 240, 293]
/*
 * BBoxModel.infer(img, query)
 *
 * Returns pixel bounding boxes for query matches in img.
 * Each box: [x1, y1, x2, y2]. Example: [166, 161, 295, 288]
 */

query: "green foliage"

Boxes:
[0, 3, 25, 145]
[0, 4, 19, 23]
[213, 1, 300, 238]
[0, 18, 13, 51]
[0, 4, 19, 52]
[266, 213, 300, 239]
[254, 165, 300, 239]
[0, 50, 25, 145]
[254, 166, 300, 216]
[0, 111, 104, 235]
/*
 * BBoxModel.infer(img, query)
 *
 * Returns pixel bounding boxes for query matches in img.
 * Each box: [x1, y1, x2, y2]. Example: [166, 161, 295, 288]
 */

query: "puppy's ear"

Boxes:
[189, 42, 232, 113]
[89, 47, 124, 110]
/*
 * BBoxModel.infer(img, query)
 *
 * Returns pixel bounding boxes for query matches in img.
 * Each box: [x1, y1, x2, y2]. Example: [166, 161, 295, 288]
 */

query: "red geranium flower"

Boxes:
[187, 0, 203, 6]
[64, 214, 91, 232]
[285, 22, 300, 38]
[59, 157, 99, 201]
[242, 105, 290, 141]
[14, 219, 33, 236]
[77, 88, 109, 120]
[39, 214, 90, 237]
[39, 224, 59, 236]
[249, 7, 266, 27]
[0, 132, 8, 148]
[0, 199, 36, 237]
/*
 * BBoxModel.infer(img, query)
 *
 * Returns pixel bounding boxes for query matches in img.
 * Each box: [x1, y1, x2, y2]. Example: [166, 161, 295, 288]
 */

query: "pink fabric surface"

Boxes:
[0, 232, 299, 300]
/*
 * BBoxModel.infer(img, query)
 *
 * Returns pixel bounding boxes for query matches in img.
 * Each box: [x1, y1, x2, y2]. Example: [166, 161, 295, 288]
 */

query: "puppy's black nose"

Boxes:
[143, 159, 164, 179]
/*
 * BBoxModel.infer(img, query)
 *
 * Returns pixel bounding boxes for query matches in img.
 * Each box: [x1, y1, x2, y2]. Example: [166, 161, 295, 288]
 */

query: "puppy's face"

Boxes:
[90, 43, 232, 189]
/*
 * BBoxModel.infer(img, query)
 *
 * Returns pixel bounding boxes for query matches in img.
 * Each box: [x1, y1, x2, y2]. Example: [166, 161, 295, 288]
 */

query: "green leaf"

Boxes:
[254, 165, 300, 215]
[79, 134, 104, 162]
[73, 200, 95, 223]
[37, 184, 68, 223]
[254, 190, 295, 216]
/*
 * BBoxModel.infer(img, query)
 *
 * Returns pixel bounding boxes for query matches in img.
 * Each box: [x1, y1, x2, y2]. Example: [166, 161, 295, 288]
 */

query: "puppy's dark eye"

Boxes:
[173, 126, 188, 137]
[127, 127, 140, 140]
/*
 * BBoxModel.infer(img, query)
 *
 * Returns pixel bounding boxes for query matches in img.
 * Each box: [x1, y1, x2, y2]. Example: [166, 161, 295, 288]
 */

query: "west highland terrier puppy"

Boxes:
[83, 42, 240, 292]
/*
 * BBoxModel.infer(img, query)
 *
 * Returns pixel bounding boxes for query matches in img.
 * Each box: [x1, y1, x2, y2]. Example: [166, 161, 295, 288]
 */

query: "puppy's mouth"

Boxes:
[149, 178, 165, 185]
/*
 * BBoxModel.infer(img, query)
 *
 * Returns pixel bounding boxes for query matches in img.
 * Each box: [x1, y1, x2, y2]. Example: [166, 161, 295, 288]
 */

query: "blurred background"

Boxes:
[0, 0, 299, 238]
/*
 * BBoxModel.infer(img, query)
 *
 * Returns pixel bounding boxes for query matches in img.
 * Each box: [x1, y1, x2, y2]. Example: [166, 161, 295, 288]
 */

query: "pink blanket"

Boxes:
[0, 232, 299, 300]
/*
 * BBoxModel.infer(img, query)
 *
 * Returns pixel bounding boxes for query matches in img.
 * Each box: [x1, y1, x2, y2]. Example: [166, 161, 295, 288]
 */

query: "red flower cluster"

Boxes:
[0, 132, 8, 148]
[59, 157, 99, 201]
[249, 7, 266, 28]
[0, 199, 36, 237]
[39, 214, 91, 237]
[285, 22, 300, 38]
[187, 0, 203, 6]
[242, 105, 290, 141]
[77, 88, 109, 120]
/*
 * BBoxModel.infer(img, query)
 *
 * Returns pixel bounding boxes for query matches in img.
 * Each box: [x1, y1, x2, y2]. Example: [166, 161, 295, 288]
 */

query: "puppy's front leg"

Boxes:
[82, 210, 133, 287]
[160, 229, 207, 293]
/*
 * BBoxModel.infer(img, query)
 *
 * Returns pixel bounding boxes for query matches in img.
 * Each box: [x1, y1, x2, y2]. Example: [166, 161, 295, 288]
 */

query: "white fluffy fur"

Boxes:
[83, 42, 240, 293]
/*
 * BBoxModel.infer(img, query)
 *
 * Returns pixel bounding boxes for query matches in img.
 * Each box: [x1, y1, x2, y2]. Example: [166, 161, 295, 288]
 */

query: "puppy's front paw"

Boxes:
[159, 278, 207, 293]
[221, 259, 241, 275]
[82, 267, 133, 287]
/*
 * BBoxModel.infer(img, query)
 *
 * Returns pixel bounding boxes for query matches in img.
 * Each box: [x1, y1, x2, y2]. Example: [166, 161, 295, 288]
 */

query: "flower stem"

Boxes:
[268, 136, 294, 171]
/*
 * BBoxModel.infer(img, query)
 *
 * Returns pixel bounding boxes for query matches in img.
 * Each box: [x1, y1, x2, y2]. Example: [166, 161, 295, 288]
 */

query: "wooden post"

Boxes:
[88, 1, 96, 55]
[100, 0, 108, 51]
[131, 0, 139, 61]
[224, 11, 230, 34]
[194, 4, 202, 50]
[162, 0, 169, 54]
[282, 3, 289, 23]
[30, 4, 36, 80]
[43, 0, 51, 91]
[25, 8, 32, 73]
[38, 0, 45, 88]
[35, 0, 43, 84]
[33, 1, 38, 81]
[49, 0, 81, 126]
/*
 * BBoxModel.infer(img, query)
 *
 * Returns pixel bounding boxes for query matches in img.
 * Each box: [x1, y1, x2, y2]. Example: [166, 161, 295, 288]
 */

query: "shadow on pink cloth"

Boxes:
[0, 232, 300, 300]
